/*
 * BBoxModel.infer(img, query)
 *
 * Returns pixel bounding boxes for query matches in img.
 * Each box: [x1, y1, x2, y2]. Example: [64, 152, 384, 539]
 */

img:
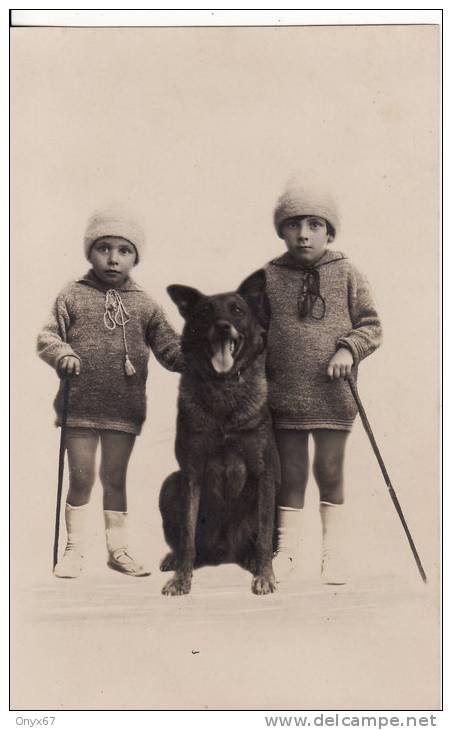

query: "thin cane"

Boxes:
[53, 377, 71, 570]
[347, 377, 427, 584]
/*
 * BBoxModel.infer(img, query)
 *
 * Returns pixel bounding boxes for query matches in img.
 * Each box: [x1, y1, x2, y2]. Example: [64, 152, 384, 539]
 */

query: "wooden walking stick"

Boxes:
[347, 376, 427, 583]
[53, 377, 71, 571]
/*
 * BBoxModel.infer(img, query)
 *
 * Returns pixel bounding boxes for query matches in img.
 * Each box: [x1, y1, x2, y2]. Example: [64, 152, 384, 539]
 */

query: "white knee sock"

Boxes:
[65, 502, 88, 555]
[320, 501, 347, 584]
[276, 505, 303, 556]
[104, 510, 128, 554]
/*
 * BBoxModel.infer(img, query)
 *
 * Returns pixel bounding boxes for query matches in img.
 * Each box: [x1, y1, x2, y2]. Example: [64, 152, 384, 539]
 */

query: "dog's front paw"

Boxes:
[240, 555, 257, 574]
[252, 572, 277, 595]
[162, 575, 192, 596]
[160, 552, 179, 572]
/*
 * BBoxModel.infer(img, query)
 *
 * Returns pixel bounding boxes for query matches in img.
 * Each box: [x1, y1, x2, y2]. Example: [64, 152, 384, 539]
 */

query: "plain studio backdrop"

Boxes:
[11, 25, 440, 710]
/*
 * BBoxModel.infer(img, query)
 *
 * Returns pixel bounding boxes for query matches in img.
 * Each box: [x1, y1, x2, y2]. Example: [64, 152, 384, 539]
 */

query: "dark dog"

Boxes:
[159, 269, 279, 596]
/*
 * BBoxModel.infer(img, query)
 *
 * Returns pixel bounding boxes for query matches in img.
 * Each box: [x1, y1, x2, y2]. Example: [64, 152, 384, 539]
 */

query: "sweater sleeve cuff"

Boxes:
[172, 352, 185, 373]
[51, 346, 80, 369]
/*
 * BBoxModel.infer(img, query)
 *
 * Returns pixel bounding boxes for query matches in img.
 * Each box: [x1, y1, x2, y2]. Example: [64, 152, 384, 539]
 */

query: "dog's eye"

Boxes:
[231, 304, 243, 315]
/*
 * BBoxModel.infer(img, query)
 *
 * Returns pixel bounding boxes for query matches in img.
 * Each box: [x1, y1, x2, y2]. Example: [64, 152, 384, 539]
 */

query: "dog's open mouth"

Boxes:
[210, 331, 243, 374]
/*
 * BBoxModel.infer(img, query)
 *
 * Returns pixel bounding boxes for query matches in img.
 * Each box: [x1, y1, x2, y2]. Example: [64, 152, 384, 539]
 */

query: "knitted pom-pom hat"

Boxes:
[274, 182, 339, 239]
[84, 207, 146, 263]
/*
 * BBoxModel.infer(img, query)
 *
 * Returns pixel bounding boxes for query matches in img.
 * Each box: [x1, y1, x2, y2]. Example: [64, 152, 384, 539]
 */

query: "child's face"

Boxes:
[89, 236, 137, 287]
[281, 216, 333, 266]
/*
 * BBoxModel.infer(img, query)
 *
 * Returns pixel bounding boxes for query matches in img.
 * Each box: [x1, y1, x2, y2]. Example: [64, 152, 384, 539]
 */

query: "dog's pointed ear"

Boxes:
[237, 269, 271, 330]
[167, 285, 203, 319]
[237, 269, 266, 299]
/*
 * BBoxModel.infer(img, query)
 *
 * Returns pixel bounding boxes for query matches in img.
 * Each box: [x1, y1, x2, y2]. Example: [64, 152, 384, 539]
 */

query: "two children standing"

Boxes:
[38, 183, 382, 583]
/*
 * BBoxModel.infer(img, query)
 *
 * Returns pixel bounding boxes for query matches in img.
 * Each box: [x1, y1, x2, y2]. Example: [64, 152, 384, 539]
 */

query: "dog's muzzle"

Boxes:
[209, 321, 243, 374]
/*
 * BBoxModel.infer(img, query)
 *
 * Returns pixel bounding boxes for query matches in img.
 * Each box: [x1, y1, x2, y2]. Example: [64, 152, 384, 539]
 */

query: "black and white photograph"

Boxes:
[10, 9, 442, 717]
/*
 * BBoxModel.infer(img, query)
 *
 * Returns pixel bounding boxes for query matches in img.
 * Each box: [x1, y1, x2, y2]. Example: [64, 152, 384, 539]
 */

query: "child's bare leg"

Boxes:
[66, 428, 99, 506]
[99, 430, 135, 511]
[274, 430, 309, 507]
[312, 429, 349, 584]
[312, 429, 348, 504]
[54, 428, 98, 578]
[99, 431, 150, 577]
[273, 430, 309, 579]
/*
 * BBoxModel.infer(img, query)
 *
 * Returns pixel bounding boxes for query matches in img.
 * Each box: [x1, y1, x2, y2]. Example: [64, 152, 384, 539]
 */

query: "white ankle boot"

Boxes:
[104, 510, 151, 577]
[273, 506, 303, 581]
[320, 502, 347, 585]
[54, 503, 88, 578]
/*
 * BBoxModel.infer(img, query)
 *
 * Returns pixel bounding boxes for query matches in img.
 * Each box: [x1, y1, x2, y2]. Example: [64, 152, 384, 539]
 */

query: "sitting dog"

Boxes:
[159, 269, 279, 596]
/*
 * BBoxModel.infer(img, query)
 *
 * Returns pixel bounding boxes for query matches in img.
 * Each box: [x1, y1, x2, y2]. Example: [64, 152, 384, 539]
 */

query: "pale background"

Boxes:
[11, 25, 440, 710]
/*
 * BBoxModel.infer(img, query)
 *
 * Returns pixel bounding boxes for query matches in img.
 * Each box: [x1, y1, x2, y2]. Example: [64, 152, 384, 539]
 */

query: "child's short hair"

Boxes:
[274, 183, 339, 239]
[84, 207, 146, 263]
[324, 220, 336, 239]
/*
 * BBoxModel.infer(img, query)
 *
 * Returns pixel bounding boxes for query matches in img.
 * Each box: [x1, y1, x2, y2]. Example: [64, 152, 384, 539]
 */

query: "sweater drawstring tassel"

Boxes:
[124, 354, 136, 377]
[103, 289, 136, 377]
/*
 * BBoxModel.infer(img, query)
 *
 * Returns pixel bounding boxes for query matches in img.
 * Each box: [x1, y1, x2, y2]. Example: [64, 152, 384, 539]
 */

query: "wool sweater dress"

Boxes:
[37, 270, 183, 435]
[265, 250, 382, 430]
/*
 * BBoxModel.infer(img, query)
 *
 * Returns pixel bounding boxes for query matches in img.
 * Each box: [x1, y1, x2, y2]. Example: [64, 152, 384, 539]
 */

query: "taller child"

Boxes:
[38, 208, 183, 578]
[265, 182, 382, 583]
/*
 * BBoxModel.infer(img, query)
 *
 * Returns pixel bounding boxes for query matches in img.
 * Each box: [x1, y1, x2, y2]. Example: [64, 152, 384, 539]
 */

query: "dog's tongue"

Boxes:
[211, 339, 234, 373]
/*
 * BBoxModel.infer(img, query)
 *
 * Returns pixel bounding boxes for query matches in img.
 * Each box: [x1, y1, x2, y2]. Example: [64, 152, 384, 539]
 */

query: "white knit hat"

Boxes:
[84, 207, 146, 263]
[274, 183, 339, 239]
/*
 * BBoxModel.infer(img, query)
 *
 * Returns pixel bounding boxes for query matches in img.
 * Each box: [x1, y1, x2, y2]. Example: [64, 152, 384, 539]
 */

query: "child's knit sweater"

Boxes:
[37, 270, 183, 434]
[264, 250, 382, 430]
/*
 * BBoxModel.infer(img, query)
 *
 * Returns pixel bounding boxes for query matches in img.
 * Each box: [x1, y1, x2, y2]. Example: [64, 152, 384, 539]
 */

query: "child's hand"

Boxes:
[59, 355, 81, 376]
[327, 348, 354, 380]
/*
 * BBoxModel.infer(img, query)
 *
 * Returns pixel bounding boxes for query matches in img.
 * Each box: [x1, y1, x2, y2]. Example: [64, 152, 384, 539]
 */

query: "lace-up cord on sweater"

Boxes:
[298, 268, 326, 320]
[103, 289, 136, 376]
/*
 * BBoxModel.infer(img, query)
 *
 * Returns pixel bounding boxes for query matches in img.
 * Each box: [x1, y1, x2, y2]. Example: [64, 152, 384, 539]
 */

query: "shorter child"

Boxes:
[38, 208, 183, 578]
[264, 181, 382, 583]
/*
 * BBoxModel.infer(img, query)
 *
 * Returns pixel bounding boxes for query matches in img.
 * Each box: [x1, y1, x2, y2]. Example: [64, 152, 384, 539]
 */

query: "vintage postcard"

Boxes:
[10, 12, 441, 716]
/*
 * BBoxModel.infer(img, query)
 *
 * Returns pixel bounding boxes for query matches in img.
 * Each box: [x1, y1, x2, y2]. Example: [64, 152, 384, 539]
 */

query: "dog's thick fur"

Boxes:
[159, 270, 279, 596]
